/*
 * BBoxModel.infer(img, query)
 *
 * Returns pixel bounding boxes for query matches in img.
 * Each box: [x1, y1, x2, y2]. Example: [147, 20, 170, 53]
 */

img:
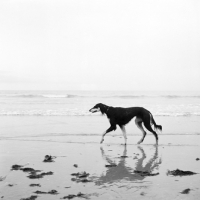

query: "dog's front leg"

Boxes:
[120, 125, 127, 145]
[100, 125, 116, 144]
[100, 131, 106, 144]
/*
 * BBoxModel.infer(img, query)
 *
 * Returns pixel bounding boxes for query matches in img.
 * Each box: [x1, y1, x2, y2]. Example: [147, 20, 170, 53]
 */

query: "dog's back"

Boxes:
[106, 107, 147, 126]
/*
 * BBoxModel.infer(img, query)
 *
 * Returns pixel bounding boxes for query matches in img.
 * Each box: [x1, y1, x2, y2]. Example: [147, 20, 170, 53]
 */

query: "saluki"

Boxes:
[89, 103, 162, 145]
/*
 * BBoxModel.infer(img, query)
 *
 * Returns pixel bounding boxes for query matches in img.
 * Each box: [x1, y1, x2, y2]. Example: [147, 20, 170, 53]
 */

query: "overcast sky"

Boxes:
[0, 0, 200, 91]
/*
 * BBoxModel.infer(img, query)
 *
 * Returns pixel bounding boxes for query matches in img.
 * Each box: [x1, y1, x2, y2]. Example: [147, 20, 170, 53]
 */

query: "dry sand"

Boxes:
[0, 116, 200, 200]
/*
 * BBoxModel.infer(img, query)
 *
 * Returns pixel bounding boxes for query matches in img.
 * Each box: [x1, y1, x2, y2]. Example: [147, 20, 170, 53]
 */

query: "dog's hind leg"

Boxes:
[119, 125, 127, 145]
[135, 117, 146, 144]
[143, 120, 158, 145]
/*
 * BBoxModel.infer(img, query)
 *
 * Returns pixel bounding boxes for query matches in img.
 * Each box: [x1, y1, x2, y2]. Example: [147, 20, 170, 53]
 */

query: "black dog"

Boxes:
[89, 103, 162, 145]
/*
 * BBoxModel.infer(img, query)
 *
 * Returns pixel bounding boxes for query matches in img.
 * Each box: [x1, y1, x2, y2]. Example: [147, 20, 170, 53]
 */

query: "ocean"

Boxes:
[0, 90, 200, 117]
[1, 91, 200, 200]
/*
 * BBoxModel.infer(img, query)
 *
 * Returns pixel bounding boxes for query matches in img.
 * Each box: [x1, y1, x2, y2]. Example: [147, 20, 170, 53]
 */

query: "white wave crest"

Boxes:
[0, 110, 200, 116]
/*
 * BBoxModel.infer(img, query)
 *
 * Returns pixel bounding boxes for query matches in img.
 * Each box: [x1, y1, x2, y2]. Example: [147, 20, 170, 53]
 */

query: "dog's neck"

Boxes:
[100, 104, 110, 115]
[105, 106, 109, 114]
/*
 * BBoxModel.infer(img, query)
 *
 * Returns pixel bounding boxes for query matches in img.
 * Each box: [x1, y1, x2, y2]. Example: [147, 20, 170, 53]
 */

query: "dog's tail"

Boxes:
[149, 112, 162, 132]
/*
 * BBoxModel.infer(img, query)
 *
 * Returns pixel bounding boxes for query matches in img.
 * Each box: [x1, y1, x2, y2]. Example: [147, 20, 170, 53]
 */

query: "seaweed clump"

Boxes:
[29, 184, 41, 187]
[180, 188, 191, 194]
[20, 195, 38, 200]
[71, 172, 91, 183]
[34, 189, 58, 195]
[105, 164, 117, 167]
[11, 164, 53, 179]
[61, 192, 86, 199]
[11, 165, 41, 174]
[22, 168, 42, 174]
[43, 155, 56, 162]
[11, 165, 23, 170]
[167, 169, 197, 176]
[27, 171, 53, 179]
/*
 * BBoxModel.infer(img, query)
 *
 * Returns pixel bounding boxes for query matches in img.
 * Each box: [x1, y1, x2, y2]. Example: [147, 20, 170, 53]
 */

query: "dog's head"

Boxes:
[89, 103, 108, 115]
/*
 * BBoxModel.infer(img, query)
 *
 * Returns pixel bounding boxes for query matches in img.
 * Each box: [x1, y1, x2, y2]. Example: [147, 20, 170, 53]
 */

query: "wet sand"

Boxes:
[0, 116, 200, 199]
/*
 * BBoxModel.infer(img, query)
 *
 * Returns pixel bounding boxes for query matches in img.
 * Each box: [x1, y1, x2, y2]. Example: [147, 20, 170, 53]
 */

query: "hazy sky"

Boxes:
[0, 0, 200, 91]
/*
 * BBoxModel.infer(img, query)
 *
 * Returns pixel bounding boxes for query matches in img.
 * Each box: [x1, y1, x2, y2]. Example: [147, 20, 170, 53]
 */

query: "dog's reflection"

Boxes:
[94, 145, 161, 185]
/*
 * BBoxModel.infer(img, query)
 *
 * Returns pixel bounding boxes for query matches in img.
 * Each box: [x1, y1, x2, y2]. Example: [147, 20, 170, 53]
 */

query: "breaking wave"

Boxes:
[1, 91, 200, 117]
[0, 110, 200, 117]
[0, 94, 80, 98]
[111, 95, 200, 99]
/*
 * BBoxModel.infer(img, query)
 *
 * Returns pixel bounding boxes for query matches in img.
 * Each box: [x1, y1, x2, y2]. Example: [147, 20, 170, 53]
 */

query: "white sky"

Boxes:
[0, 0, 200, 91]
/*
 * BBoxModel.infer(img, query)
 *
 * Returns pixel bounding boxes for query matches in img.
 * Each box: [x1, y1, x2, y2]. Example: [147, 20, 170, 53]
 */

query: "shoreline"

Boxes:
[0, 115, 200, 137]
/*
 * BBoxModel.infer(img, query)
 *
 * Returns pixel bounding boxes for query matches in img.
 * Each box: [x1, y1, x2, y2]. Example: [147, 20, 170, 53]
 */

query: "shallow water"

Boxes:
[0, 90, 200, 117]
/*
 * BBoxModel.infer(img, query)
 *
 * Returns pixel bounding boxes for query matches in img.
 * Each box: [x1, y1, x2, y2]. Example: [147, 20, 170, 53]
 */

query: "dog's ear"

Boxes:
[97, 103, 106, 115]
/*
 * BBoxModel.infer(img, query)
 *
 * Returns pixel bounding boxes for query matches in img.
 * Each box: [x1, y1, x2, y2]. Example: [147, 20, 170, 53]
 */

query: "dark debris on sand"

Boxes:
[21, 168, 41, 173]
[71, 178, 92, 183]
[33, 191, 46, 194]
[71, 172, 91, 183]
[8, 184, 16, 187]
[28, 171, 53, 179]
[180, 188, 191, 194]
[134, 170, 159, 176]
[61, 192, 87, 199]
[20, 195, 38, 200]
[105, 164, 117, 167]
[34, 190, 58, 195]
[167, 169, 197, 176]
[61, 194, 76, 199]
[11, 165, 42, 175]
[29, 184, 41, 187]
[71, 172, 89, 178]
[43, 155, 56, 162]
[11, 164, 53, 179]
[11, 165, 23, 170]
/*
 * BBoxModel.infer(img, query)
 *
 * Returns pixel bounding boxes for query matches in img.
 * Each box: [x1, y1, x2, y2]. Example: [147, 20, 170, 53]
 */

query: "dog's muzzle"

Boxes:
[89, 108, 100, 113]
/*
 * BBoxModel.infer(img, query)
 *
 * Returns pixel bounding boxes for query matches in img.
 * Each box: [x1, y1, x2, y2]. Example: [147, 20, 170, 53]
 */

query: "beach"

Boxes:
[1, 115, 200, 200]
[0, 90, 200, 199]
